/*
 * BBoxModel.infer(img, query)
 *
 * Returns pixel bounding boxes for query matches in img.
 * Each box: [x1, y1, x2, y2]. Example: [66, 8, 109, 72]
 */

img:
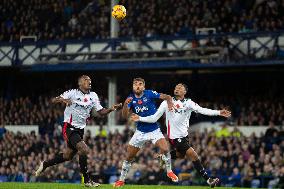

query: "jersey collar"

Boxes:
[174, 96, 185, 102]
[133, 91, 144, 98]
[78, 88, 90, 95]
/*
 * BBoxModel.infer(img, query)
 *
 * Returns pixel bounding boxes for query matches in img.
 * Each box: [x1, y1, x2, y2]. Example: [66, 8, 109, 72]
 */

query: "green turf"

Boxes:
[0, 183, 251, 189]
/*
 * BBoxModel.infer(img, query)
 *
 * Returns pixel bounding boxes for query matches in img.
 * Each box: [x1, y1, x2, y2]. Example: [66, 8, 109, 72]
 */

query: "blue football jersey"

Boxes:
[128, 90, 161, 132]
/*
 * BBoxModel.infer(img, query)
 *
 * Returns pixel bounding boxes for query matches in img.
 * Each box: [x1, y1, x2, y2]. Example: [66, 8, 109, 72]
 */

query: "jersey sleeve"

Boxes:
[139, 100, 167, 123]
[187, 100, 220, 116]
[146, 90, 161, 99]
[60, 89, 75, 99]
[93, 93, 103, 111]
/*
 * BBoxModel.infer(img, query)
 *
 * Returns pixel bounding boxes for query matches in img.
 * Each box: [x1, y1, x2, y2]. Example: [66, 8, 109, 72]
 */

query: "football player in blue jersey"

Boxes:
[114, 77, 178, 187]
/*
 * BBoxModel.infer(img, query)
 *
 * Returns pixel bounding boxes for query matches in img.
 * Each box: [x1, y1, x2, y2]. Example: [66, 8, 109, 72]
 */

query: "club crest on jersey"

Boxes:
[135, 106, 148, 113]
[143, 97, 147, 102]
[84, 98, 88, 102]
[138, 100, 143, 104]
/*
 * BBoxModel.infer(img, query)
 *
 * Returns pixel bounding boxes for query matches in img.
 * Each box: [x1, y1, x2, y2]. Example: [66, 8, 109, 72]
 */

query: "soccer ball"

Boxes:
[112, 5, 126, 21]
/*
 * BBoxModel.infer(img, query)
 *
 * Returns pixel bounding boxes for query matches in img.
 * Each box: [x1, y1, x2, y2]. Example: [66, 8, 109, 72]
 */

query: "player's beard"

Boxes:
[134, 90, 143, 96]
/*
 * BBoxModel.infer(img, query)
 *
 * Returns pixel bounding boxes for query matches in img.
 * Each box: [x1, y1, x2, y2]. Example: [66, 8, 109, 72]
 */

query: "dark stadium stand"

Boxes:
[1, 0, 284, 41]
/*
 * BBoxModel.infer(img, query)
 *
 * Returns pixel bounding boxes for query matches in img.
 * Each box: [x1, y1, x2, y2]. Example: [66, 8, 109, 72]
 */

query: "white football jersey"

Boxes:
[60, 89, 103, 129]
[139, 98, 220, 139]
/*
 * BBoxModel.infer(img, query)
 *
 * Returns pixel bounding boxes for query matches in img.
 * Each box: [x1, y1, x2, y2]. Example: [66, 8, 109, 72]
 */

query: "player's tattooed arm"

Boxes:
[159, 93, 174, 111]
[51, 96, 72, 106]
[122, 97, 133, 118]
[97, 103, 122, 116]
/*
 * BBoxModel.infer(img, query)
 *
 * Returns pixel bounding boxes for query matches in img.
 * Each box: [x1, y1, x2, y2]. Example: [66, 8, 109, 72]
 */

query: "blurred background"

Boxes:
[0, 0, 284, 188]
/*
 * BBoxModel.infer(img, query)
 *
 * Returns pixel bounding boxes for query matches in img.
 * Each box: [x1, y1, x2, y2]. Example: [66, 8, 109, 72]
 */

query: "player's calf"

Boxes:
[35, 152, 70, 176]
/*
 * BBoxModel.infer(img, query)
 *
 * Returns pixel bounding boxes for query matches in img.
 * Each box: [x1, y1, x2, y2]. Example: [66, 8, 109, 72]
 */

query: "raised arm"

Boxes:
[51, 90, 74, 106]
[189, 100, 231, 117]
[92, 93, 122, 116]
[159, 93, 174, 111]
[131, 101, 167, 123]
[122, 97, 133, 119]
[97, 103, 122, 116]
[51, 96, 70, 105]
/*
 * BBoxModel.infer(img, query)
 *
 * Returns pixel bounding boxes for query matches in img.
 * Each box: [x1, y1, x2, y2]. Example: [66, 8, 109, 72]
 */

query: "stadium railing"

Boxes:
[0, 31, 284, 69]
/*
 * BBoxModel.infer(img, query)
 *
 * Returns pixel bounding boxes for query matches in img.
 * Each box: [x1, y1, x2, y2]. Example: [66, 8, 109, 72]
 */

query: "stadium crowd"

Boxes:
[1, 93, 284, 128]
[0, 124, 283, 188]
[1, 0, 284, 41]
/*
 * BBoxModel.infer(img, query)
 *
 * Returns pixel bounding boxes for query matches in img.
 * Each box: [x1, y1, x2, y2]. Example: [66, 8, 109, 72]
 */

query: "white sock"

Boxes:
[161, 152, 172, 172]
[119, 160, 132, 181]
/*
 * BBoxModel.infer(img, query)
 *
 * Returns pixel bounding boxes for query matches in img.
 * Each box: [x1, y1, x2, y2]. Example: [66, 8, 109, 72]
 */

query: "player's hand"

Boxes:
[130, 113, 139, 122]
[111, 103, 123, 111]
[124, 97, 133, 105]
[167, 101, 175, 111]
[63, 99, 72, 106]
[220, 109, 231, 118]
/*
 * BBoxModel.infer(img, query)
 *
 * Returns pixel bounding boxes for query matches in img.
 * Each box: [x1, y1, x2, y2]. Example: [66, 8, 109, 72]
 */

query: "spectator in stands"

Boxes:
[0, 124, 6, 139]
[227, 167, 242, 187]
[215, 124, 230, 138]
[1, 0, 284, 41]
[0, 127, 283, 187]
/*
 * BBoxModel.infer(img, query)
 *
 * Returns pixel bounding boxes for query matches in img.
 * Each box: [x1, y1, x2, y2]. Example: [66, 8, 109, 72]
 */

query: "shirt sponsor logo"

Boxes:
[135, 106, 148, 113]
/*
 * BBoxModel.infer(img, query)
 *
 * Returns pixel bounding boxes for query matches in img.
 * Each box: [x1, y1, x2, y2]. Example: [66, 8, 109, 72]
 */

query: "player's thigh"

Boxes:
[151, 129, 168, 151]
[128, 130, 147, 149]
[63, 146, 77, 160]
[76, 140, 89, 155]
[175, 137, 191, 157]
[65, 127, 84, 151]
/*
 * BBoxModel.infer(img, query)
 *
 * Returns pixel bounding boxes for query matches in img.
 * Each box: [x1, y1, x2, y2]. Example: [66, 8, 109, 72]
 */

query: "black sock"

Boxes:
[79, 155, 89, 182]
[43, 153, 66, 169]
[170, 150, 177, 160]
[192, 159, 209, 181]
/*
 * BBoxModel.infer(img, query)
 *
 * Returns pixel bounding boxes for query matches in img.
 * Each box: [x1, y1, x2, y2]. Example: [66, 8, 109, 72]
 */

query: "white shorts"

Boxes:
[128, 128, 165, 148]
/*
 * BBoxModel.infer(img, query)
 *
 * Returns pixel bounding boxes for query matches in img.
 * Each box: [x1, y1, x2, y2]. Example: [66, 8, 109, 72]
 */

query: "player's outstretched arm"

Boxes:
[159, 93, 174, 110]
[131, 101, 167, 123]
[219, 109, 231, 118]
[97, 103, 122, 116]
[122, 97, 133, 118]
[189, 100, 231, 117]
[51, 96, 72, 106]
[52, 89, 74, 106]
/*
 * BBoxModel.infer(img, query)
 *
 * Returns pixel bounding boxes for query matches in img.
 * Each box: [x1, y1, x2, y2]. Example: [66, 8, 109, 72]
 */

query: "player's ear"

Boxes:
[78, 78, 82, 87]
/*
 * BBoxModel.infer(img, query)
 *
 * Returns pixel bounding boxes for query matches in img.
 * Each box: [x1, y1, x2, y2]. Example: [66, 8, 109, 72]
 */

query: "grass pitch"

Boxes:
[0, 183, 252, 189]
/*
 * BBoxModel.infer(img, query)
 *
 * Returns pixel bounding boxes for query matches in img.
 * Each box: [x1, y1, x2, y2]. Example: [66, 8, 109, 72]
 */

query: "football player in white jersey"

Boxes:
[35, 75, 122, 187]
[131, 83, 231, 188]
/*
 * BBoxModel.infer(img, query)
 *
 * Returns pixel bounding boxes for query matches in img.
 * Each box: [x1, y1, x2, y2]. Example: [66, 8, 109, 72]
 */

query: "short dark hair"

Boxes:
[179, 83, 188, 93]
[78, 75, 90, 84]
[133, 77, 145, 84]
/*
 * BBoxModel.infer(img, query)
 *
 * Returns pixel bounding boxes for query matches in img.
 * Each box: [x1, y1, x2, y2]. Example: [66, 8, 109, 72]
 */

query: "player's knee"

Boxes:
[78, 146, 89, 156]
[160, 147, 169, 154]
[63, 152, 74, 160]
[186, 148, 198, 160]
[126, 155, 135, 162]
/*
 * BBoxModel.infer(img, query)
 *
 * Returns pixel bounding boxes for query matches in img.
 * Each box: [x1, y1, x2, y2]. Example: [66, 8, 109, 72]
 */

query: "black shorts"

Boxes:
[169, 136, 191, 157]
[62, 122, 84, 151]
